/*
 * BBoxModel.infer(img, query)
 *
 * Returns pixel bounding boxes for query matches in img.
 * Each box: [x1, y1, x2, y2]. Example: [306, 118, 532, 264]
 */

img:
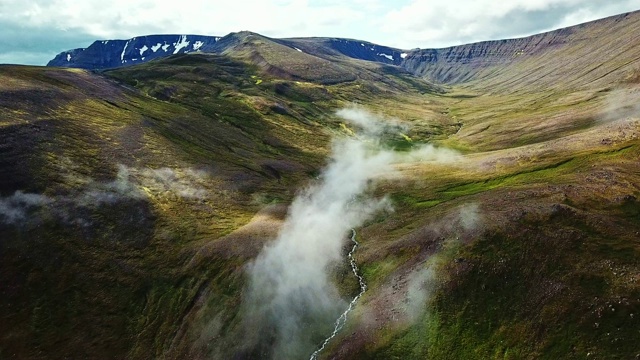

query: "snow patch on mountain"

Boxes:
[378, 53, 394, 61]
[173, 35, 189, 54]
[66, 54, 71, 62]
[162, 42, 170, 52]
[193, 41, 204, 51]
[151, 43, 162, 52]
[401, 52, 408, 59]
[121, 40, 130, 62]
[139, 45, 149, 56]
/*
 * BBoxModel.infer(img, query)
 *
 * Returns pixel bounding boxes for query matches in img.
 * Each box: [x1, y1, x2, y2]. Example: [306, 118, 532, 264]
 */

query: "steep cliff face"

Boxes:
[400, 29, 575, 83]
[400, 10, 640, 89]
[47, 34, 221, 69]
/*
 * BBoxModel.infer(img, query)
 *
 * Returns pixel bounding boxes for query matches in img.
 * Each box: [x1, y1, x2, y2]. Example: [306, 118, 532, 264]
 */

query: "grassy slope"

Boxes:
[0, 52, 449, 359]
[2, 13, 640, 359]
[321, 14, 640, 357]
[0, 60, 325, 358]
[341, 141, 640, 359]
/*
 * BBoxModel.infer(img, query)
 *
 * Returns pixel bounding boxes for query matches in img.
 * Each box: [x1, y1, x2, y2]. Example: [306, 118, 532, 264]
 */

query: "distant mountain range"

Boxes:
[48, 9, 640, 87]
[47, 33, 406, 70]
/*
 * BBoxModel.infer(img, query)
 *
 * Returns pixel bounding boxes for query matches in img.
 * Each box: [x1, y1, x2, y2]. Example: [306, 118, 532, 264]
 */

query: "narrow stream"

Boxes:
[309, 229, 367, 360]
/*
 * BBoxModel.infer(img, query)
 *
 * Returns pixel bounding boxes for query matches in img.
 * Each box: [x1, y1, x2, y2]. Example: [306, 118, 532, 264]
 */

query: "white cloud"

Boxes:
[237, 108, 460, 358]
[0, 0, 368, 39]
[0, 164, 211, 225]
[0, 191, 52, 224]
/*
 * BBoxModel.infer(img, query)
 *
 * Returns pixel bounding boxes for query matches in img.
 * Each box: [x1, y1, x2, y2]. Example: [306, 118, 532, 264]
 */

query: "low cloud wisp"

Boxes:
[239, 108, 460, 359]
[601, 85, 640, 123]
[0, 191, 52, 224]
[0, 165, 209, 227]
[403, 203, 481, 322]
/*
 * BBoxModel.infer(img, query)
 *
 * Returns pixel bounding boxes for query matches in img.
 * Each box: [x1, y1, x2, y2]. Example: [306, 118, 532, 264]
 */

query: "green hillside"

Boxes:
[1, 12, 640, 360]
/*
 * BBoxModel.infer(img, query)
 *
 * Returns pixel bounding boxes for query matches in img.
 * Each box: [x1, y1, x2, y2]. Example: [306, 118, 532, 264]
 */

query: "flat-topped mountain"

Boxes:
[47, 34, 222, 69]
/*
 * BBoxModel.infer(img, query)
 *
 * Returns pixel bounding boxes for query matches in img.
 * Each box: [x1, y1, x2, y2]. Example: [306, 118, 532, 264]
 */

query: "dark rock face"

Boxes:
[47, 34, 222, 70]
[277, 37, 406, 66]
[326, 38, 405, 65]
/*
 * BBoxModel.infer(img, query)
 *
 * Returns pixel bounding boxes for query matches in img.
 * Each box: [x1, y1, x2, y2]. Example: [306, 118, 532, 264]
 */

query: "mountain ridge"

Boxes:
[47, 10, 640, 87]
[47, 34, 223, 69]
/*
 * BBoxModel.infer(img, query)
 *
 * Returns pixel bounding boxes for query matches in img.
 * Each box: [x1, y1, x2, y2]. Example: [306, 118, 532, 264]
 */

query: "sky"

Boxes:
[1, 0, 639, 65]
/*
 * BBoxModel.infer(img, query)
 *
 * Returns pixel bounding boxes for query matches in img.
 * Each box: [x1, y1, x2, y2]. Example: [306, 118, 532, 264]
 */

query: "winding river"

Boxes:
[310, 229, 367, 360]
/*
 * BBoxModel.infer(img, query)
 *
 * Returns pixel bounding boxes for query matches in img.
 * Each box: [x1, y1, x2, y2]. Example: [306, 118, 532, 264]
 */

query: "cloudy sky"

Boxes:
[1, 0, 639, 65]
